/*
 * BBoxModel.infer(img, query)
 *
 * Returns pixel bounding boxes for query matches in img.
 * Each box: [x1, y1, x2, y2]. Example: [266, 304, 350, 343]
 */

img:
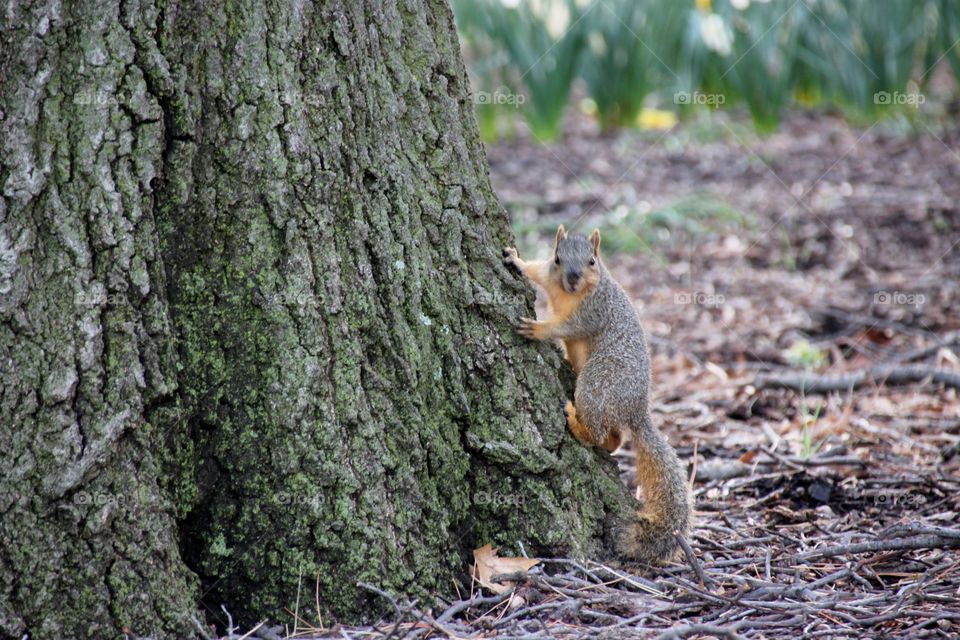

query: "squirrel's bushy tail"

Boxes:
[617, 413, 691, 564]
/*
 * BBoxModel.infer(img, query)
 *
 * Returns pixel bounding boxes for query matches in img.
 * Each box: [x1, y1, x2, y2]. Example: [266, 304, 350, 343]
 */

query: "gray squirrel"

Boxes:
[504, 225, 691, 563]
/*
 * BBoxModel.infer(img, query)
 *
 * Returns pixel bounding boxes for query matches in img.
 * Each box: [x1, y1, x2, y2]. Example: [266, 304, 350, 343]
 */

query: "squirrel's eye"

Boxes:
[554, 256, 560, 265]
[589, 257, 596, 266]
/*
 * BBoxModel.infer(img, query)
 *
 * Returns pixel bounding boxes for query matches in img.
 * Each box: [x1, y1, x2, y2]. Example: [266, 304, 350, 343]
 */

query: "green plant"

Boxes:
[788, 340, 827, 460]
[716, 0, 809, 132]
[454, 0, 953, 136]
[934, 0, 960, 85]
[580, 0, 689, 130]
[798, 389, 825, 460]
[796, 0, 934, 113]
[453, 0, 589, 140]
[452, 1, 524, 141]
[509, 194, 749, 257]
[784, 340, 827, 370]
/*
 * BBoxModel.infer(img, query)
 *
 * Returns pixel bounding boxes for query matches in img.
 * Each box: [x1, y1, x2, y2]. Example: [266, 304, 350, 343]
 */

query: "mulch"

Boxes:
[212, 108, 960, 639]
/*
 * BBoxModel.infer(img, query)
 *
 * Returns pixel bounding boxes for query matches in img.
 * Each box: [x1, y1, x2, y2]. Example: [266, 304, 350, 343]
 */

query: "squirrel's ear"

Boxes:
[589, 228, 601, 255]
[554, 224, 567, 250]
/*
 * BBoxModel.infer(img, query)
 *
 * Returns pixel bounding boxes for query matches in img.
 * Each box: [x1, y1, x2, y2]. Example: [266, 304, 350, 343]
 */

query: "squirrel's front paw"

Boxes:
[517, 317, 544, 339]
[502, 247, 521, 273]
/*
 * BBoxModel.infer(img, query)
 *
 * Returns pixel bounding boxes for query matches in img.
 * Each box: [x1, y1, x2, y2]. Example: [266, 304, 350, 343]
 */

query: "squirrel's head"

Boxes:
[552, 225, 602, 295]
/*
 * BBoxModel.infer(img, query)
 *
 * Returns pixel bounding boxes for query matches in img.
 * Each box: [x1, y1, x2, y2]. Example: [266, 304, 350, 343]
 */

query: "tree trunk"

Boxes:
[0, 1, 635, 638]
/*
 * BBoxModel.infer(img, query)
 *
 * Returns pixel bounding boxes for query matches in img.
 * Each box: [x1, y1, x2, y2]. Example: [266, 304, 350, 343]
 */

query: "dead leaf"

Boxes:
[704, 360, 729, 381]
[470, 544, 540, 594]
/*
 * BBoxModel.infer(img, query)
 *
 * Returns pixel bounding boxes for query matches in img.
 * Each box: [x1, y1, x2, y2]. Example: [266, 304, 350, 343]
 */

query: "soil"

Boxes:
[483, 107, 960, 639]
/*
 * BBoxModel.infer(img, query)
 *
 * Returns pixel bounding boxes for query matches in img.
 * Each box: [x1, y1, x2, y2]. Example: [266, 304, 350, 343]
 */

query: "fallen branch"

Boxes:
[755, 364, 960, 393]
[813, 307, 942, 342]
[656, 622, 744, 640]
[796, 533, 960, 561]
[675, 533, 714, 588]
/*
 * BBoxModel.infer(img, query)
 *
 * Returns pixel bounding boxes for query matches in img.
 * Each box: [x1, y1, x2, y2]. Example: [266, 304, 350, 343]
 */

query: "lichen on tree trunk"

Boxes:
[0, 0, 201, 637]
[0, 0, 636, 637]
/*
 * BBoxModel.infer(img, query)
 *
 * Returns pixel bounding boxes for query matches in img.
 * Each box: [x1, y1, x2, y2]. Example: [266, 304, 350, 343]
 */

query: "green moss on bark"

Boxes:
[1, 0, 637, 636]
[156, 0, 635, 625]
[1, 1, 201, 637]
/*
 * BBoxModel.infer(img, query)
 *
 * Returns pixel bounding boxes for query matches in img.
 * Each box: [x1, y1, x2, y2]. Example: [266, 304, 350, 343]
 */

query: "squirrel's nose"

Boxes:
[567, 271, 581, 285]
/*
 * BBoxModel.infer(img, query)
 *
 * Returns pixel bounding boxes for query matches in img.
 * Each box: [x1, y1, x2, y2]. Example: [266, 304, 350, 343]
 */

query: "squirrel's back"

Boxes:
[577, 270, 690, 564]
[572, 269, 652, 412]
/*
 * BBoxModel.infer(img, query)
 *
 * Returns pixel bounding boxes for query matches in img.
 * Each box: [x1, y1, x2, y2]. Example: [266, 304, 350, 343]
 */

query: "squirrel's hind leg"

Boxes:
[565, 401, 622, 453]
[601, 428, 623, 453]
[564, 401, 593, 445]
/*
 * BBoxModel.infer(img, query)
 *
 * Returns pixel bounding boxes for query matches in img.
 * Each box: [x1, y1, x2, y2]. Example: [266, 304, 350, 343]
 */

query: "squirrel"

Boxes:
[503, 225, 691, 564]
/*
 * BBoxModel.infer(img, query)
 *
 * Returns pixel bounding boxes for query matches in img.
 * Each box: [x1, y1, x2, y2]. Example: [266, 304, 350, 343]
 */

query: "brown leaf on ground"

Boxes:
[470, 544, 540, 594]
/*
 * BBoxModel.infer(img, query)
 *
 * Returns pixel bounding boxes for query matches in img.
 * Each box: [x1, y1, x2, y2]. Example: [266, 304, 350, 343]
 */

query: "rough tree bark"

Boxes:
[0, 1, 636, 638]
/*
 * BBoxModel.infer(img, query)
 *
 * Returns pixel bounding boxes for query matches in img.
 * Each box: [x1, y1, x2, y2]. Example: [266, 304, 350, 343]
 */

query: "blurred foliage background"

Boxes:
[452, 0, 960, 139]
